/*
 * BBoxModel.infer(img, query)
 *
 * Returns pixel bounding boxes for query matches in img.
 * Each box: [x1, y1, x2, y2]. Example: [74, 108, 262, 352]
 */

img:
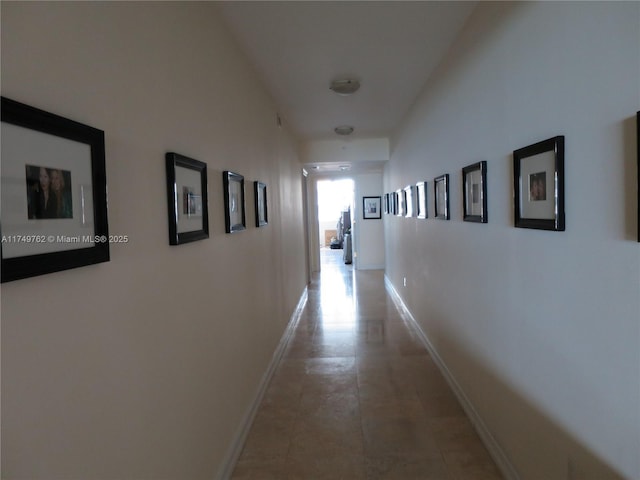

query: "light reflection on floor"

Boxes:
[318, 248, 356, 330]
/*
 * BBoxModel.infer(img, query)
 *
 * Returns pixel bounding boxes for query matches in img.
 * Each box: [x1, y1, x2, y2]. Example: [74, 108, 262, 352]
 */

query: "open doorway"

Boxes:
[316, 178, 354, 268]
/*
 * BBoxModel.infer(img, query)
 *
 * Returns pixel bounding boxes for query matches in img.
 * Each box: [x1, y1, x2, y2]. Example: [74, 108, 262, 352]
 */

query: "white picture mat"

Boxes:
[519, 150, 556, 219]
[175, 165, 203, 234]
[1, 122, 95, 258]
[465, 169, 483, 216]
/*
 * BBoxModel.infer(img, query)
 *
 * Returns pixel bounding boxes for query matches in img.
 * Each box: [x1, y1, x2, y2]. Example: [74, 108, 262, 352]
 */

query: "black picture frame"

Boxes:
[396, 189, 404, 217]
[462, 161, 488, 223]
[223, 171, 246, 233]
[404, 185, 414, 218]
[416, 181, 428, 219]
[1, 96, 110, 282]
[254, 181, 268, 227]
[637, 112, 639, 242]
[383, 193, 389, 215]
[434, 174, 450, 220]
[513, 136, 565, 231]
[166, 152, 209, 245]
[363, 196, 382, 219]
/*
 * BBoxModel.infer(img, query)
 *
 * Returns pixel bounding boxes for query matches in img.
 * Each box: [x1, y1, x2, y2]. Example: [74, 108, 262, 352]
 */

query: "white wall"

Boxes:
[385, 2, 639, 479]
[1, 3, 306, 479]
[354, 173, 385, 269]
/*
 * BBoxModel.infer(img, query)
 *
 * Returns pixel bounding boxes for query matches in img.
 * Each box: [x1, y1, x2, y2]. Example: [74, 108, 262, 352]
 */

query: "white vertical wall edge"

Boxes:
[217, 287, 308, 480]
[384, 275, 520, 480]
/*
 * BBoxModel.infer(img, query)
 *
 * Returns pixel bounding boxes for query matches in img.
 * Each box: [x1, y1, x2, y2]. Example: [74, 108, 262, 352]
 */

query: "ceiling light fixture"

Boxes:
[334, 125, 354, 136]
[329, 79, 360, 96]
[339, 165, 350, 171]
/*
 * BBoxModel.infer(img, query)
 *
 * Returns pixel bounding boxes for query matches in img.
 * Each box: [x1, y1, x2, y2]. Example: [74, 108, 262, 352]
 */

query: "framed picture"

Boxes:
[404, 185, 414, 217]
[363, 196, 382, 219]
[434, 174, 450, 220]
[254, 181, 268, 227]
[166, 152, 209, 245]
[396, 189, 404, 217]
[391, 192, 397, 215]
[416, 181, 428, 219]
[462, 161, 487, 223]
[513, 136, 565, 231]
[383, 193, 389, 214]
[1, 96, 109, 282]
[223, 171, 246, 233]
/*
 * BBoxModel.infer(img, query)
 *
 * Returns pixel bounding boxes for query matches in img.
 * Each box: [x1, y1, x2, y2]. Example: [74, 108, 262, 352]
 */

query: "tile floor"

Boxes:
[231, 248, 503, 480]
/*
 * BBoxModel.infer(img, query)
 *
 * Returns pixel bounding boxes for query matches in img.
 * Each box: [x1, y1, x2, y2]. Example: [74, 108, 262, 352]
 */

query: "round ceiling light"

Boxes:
[329, 79, 360, 95]
[334, 125, 355, 136]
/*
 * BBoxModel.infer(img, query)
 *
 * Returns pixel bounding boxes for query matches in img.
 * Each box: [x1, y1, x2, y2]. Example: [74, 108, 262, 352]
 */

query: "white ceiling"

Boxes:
[218, 1, 476, 172]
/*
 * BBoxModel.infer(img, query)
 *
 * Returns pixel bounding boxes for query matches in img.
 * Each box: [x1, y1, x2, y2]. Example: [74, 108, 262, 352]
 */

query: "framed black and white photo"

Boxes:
[1, 96, 110, 282]
[166, 152, 209, 245]
[396, 189, 404, 217]
[513, 136, 565, 231]
[383, 193, 389, 214]
[462, 161, 487, 223]
[254, 181, 268, 227]
[434, 174, 450, 220]
[416, 181, 428, 219]
[363, 196, 382, 219]
[223, 171, 246, 233]
[404, 185, 414, 218]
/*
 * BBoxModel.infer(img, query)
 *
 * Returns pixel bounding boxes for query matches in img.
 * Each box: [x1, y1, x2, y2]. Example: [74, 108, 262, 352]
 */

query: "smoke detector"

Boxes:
[334, 125, 355, 136]
[330, 79, 360, 96]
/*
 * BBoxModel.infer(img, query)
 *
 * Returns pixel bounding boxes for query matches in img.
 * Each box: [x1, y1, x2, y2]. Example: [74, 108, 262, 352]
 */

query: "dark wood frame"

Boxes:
[223, 171, 246, 233]
[362, 196, 382, 220]
[1, 96, 110, 282]
[462, 161, 488, 223]
[416, 181, 428, 219]
[513, 136, 565, 231]
[254, 181, 268, 227]
[166, 152, 209, 245]
[434, 174, 450, 220]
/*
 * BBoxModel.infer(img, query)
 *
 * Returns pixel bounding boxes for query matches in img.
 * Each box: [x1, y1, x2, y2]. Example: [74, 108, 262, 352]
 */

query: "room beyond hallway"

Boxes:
[230, 249, 503, 479]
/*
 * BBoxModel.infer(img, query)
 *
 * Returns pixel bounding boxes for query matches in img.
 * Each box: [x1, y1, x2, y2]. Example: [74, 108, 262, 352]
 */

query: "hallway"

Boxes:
[231, 249, 503, 479]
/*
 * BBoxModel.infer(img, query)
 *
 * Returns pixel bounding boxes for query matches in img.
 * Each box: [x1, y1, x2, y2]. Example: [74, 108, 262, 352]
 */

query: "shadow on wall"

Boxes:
[419, 311, 629, 480]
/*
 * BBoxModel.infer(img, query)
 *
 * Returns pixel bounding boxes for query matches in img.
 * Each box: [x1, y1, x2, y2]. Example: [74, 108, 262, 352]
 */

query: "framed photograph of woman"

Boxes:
[513, 136, 565, 231]
[1, 96, 110, 282]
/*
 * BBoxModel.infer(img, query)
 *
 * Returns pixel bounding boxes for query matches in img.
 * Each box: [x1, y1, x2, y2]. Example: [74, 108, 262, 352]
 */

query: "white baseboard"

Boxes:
[384, 276, 520, 480]
[216, 287, 308, 480]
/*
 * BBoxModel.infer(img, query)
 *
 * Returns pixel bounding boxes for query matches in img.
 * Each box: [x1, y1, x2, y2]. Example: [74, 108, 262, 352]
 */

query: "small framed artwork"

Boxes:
[166, 152, 209, 245]
[254, 181, 268, 227]
[383, 193, 389, 214]
[363, 196, 382, 219]
[223, 171, 246, 233]
[434, 174, 450, 220]
[462, 161, 487, 223]
[1, 96, 110, 282]
[513, 136, 565, 231]
[404, 185, 414, 217]
[416, 181, 428, 219]
[396, 189, 404, 217]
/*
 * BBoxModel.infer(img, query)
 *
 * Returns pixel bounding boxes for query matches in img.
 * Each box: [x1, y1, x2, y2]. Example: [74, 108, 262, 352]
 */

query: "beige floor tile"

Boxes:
[230, 249, 503, 479]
